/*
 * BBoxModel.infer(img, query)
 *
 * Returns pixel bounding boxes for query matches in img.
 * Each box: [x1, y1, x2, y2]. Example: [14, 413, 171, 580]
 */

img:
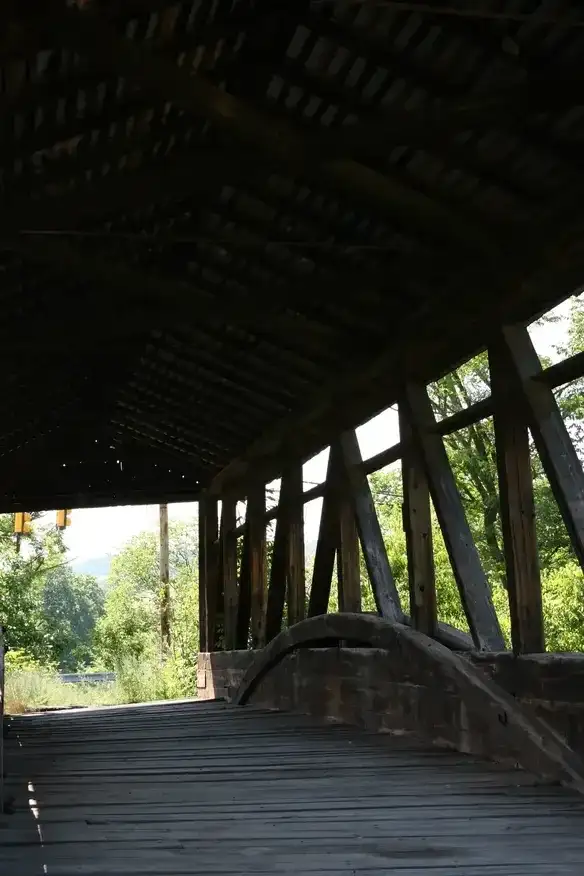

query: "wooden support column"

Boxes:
[401, 384, 504, 651]
[501, 324, 584, 571]
[490, 341, 544, 654]
[198, 496, 219, 653]
[220, 496, 238, 651]
[235, 526, 251, 650]
[287, 465, 306, 627]
[337, 443, 362, 614]
[265, 467, 305, 640]
[248, 484, 267, 648]
[399, 411, 437, 636]
[308, 449, 339, 617]
[339, 430, 403, 622]
[265, 476, 292, 642]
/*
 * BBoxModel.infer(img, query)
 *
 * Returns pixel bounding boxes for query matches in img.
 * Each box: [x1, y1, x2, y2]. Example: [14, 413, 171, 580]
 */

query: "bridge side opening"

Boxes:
[198, 306, 584, 771]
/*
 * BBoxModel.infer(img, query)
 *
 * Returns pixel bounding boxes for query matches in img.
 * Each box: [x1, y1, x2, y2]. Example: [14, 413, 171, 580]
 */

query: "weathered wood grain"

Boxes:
[400, 409, 436, 636]
[490, 340, 544, 654]
[198, 497, 219, 653]
[501, 325, 584, 572]
[401, 384, 504, 651]
[3, 698, 584, 874]
[221, 497, 239, 651]
[339, 430, 402, 621]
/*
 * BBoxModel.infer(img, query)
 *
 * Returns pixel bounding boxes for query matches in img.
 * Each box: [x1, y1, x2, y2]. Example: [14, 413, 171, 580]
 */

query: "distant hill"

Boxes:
[70, 555, 111, 583]
[70, 541, 317, 584]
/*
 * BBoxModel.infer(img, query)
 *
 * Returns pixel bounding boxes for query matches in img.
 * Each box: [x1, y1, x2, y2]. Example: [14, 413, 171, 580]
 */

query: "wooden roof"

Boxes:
[1, 0, 584, 510]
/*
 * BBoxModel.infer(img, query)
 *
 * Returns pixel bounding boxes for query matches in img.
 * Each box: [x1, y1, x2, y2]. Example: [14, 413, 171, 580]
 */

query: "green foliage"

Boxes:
[5, 649, 52, 674]
[94, 520, 199, 695]
[542, 561, 584, 652]
[0, 513, 68, 661]
[115, 654, 195, 703]
[362, 298, 584, 650]
[4, 653, 197, 714]
[43, 567, 105, 670]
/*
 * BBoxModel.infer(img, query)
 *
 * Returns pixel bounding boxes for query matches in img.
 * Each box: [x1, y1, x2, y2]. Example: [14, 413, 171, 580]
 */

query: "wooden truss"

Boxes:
[200, 330, 584, 655]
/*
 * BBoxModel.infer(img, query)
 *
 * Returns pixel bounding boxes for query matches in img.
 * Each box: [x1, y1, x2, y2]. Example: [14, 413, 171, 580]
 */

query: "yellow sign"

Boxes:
[56, 509, 72, 530]
[14, 512, 32, 535]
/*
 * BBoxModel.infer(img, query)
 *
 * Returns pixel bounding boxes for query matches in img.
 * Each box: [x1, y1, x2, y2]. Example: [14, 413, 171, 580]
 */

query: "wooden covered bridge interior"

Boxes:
[3, 0, 584, 872]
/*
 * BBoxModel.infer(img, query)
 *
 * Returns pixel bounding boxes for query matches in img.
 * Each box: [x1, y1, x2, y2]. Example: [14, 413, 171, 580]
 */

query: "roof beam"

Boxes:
[10, 234, 345, 347]
[206, 245, 584, 495]
[20, 0, 500, 259]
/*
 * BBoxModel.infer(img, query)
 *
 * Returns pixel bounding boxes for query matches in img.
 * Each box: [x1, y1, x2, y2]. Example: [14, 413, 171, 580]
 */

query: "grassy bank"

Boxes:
[4, 657, 197, 713]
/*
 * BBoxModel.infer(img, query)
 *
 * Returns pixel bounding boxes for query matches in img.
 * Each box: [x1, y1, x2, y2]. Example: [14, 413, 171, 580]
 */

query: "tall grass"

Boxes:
[4, 654, 197, 714]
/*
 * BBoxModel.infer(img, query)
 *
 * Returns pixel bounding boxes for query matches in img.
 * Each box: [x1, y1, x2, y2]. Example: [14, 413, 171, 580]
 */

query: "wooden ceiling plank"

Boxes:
[20, 0, 500, 258]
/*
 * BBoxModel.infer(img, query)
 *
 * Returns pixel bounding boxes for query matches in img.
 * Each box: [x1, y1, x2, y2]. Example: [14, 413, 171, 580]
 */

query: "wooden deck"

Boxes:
[2, 699, 584, 875]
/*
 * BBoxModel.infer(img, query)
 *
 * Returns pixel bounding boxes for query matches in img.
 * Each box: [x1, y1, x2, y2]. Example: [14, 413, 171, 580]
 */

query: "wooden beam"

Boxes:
[362, 441, 402, 476]
[264, 465, 306, 639]
[308, 450, 339, 617]
[248, 485, 267, 648]
[401, 383, 504, 651]
[399, 410, 436, 637]
[206, 255, 570, 500]
[36, 0, 499, 257]
[438, 396, 494, 437]
[198, 496, 219, 653]
[220, 496, 238, 651]
[337, 485, 362, 614]
[14, 236, 332, 345]
[501, 324, 584, 572]
[490, 341, 544, 655]
[235, 525, 251, 651]
[339, 430, 403, 622]
[286, 465, 306, 628]
[264, 477, 292, 643]
[538, 349, 584, 390]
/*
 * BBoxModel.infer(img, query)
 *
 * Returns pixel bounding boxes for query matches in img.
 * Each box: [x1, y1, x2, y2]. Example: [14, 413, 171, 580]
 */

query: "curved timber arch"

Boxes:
[234, 613, 584, 793]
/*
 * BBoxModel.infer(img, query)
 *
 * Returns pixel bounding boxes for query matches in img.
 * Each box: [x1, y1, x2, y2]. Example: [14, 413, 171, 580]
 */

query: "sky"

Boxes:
[48, 296, 574, 572]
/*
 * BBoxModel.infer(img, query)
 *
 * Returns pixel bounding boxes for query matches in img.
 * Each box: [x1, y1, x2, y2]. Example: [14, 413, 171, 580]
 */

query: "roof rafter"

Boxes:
[13, 0, 501, 259]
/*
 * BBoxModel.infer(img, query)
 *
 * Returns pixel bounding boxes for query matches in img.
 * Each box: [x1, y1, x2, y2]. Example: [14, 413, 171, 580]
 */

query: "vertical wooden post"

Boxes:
[236, 526, 251, 650]
[501, 324, 584, 571]
[309, 449, 339, 617]
[265, 478, 290, 642]
[337, 446, 361, 613]
[265, 467, 305, 640]
[339, 430, 403, 621]
[159, 503, 171, 652]
[198, 496, 219, 652]
[287, 465, 306, 627]
[401, 383, 504, 651]
[490, 340, 544, 654]
[221, 496, 238, 651]
[248, 484, 267, 647]
[400, 410, 436, 636]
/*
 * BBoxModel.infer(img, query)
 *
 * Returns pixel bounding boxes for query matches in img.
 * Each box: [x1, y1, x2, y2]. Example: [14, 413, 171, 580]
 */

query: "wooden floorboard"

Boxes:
[2, 699, 584, 874]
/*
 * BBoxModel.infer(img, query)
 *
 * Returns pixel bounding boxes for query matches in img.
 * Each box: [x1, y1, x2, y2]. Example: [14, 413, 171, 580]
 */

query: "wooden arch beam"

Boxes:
[232, 612, 584, 793]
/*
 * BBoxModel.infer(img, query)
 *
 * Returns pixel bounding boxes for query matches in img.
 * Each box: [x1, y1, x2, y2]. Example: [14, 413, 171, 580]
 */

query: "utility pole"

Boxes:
[159, 503, 171, 654]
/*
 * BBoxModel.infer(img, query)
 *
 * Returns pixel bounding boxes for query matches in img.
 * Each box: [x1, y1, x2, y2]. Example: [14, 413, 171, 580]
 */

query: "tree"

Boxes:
[42, 567, 104, 670]
[94, 520, 199, 677]
[0, 513, 67, 661]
